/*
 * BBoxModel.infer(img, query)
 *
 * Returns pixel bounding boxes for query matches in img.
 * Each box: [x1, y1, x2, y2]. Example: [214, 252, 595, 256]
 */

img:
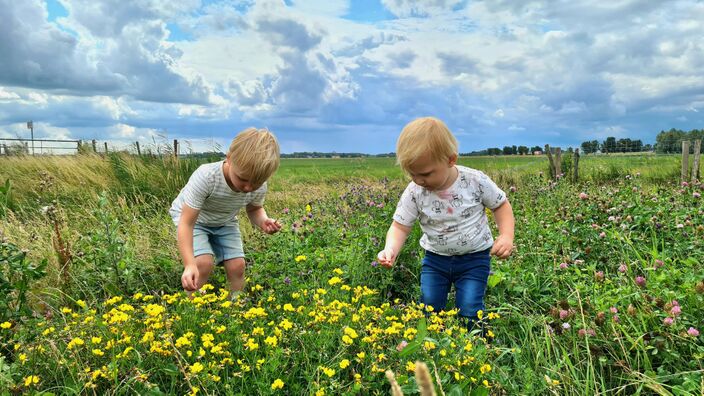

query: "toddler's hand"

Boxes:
[261, 218, 282, 234]
[182, 265, 199, 291]
[377, 247, 396, 268]
[490, 234, 514, 259]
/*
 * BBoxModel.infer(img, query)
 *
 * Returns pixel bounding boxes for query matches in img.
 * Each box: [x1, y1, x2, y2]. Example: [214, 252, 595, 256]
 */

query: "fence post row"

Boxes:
[691, 139, 701, 182]
[173, 139, 179, 158]
[572, 148, 580, 182]
[681, 140, 690, 182]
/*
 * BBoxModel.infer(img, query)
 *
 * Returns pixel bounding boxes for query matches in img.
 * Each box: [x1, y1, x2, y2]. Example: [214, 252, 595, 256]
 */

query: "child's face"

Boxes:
[225, 160, 262, 193]
[407, 153, 458, 191]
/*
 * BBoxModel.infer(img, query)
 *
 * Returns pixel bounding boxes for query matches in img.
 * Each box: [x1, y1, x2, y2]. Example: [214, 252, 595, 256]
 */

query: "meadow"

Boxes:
[0, 153, 702, 395]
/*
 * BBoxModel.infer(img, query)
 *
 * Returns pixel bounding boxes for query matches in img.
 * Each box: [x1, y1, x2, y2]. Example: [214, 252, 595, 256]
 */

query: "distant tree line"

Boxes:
[654, 128, 704, 153]
[281, 152, 395, 158]
[462, 146, 544, 156]
[580, 138, 651, 154]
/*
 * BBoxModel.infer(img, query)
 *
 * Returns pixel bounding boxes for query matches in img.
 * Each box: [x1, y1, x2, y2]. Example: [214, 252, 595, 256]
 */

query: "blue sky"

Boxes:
[1, 0, 703, 154]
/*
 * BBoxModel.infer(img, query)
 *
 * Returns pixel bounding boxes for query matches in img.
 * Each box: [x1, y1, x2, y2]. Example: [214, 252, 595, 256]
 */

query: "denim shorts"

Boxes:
[192, 223, 244, 265]
[420, 248, 491, 320]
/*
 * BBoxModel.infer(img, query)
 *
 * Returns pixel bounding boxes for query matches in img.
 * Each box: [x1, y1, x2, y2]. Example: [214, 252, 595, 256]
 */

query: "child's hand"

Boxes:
[377, 247, 396, 268]
[182, 265, 199, 291]
[490, 234, 514, 259]
[261, 218, 282, 234]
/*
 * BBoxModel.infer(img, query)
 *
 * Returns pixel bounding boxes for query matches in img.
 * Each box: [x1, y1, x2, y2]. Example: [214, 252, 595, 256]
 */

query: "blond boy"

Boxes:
[170, 128, 282, 294]
[377, 117, 515, 325]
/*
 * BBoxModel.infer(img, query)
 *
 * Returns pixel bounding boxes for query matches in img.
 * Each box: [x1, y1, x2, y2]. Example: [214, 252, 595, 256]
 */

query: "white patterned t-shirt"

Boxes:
[392, 165, 506, 255]
[169, 160, 266, 227]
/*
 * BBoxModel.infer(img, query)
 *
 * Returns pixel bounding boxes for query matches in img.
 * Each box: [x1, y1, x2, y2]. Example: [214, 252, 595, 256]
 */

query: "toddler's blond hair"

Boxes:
[227, 127, 280, 186]
[396, 117, 458, 172]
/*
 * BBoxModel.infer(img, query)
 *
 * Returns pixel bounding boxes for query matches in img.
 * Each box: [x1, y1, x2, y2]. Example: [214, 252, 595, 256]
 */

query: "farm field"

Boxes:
[0, 153, 702, 395]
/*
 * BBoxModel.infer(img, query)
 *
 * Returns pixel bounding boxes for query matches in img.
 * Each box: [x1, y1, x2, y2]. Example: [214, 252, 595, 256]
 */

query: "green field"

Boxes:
[0, 153, 702, 395]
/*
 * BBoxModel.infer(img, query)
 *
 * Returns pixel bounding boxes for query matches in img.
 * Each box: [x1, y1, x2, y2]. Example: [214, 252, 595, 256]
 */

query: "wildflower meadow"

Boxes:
[0, 153, 702, 395]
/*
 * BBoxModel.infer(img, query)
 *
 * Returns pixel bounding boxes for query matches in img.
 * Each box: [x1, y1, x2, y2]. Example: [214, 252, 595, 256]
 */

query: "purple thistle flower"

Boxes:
[284, 276, 291, 285]
[618, 264, 627, 273]
[371, 261, 379, 267]
[559, 262, 569, 270]
[687, 327, 700, 337]
[670, 305, 681, 317]
[559, 310, 569, 320]
[663, 317, 674, 326]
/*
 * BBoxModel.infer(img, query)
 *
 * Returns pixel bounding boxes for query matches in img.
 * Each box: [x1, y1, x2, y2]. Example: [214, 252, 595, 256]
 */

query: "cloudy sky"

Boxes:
[1, 0, 703, 154]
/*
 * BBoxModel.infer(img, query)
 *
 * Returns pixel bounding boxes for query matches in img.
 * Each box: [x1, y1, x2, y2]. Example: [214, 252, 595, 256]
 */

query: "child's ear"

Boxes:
[448, 154, 458, 167]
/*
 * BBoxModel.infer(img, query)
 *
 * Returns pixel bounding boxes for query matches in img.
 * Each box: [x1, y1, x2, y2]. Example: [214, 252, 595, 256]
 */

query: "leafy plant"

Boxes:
[0, 241, 47, 322]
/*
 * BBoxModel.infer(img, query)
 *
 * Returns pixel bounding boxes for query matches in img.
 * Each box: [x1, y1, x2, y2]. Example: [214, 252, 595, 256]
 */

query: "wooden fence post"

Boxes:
[92, 139, 97, 153]
[136, 141, 141, 156]
[545, 144, 555, 178]
[555, 148, 562, 178]
[2, 144, 7, 155]
[174, 139, 179, 158]
[573, 148, 580, 182]
[682, 140, 690, 182]
[104, 142, 109, 154]
[692, 139, 701, 182]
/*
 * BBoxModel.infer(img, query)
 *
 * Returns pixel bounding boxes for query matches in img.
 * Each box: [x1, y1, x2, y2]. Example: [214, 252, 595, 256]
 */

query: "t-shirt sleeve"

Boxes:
[182, 166, 213, 210]
[248, 182, 267, 207]
[392, 184, 419, 226]
[478, 171, 507, 210]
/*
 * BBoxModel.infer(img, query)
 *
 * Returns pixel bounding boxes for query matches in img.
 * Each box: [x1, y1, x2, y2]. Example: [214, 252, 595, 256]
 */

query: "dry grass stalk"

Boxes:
[385, 370, 403, 396]
[415, 361, 436, 396]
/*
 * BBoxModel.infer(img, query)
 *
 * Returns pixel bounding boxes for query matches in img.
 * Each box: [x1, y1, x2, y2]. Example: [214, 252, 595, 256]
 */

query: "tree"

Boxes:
[580, 140, 599, 154]
[517, 145, 529, 155]
[487, 147, 502, 155]
[530, 146, 542, 154]
[655, 128, 686, 153]
[602, 137, 617, 153]
[502, 146, 513, 155]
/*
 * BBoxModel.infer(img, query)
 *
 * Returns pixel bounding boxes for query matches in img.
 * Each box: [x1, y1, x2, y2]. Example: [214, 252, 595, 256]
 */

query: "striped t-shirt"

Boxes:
[169, 160, 267, 227]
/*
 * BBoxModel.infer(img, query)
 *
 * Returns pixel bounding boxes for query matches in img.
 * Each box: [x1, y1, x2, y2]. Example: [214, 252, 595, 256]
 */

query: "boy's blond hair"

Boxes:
[227, 127, 280, 186]
[396, 117, 458, 171]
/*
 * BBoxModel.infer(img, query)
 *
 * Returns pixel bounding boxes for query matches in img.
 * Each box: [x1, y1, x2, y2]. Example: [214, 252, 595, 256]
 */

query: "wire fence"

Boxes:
[0, 137, 224, 157]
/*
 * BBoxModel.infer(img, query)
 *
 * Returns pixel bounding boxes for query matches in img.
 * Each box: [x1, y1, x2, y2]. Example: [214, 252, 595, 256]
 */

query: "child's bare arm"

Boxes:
[178, 204, 200, 290]
[377, 221, 412, 268]
[490, 200, 515, 259]
[246, 204, 282, 234]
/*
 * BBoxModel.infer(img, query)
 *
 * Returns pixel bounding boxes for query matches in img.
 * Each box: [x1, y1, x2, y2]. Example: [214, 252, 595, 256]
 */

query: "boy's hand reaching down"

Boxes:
[261, 218, 282, 234]
[490, 234, 514, 259]
[182, 265, 199, 291]
[376, 247, 397, 268]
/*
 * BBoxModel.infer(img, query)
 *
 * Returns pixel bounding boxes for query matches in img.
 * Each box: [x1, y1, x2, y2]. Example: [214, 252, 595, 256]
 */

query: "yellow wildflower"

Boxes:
[328, 277, 342, 286]
[339, 359, 350, 369]
[190, 362, 204, 374]
[271, 378, 284, 390]
[406, 361, 416, 372]
[67, 337, 85, 350]
[295, 255, 307, 262]
[1, 321, 12, 329]
[265, 335, 278, 347]
[23, 375, 40, 387]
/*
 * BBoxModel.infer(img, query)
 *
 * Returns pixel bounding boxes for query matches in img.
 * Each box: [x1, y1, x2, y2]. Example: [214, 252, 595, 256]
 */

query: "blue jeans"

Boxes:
[420, 248, 491, 321]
